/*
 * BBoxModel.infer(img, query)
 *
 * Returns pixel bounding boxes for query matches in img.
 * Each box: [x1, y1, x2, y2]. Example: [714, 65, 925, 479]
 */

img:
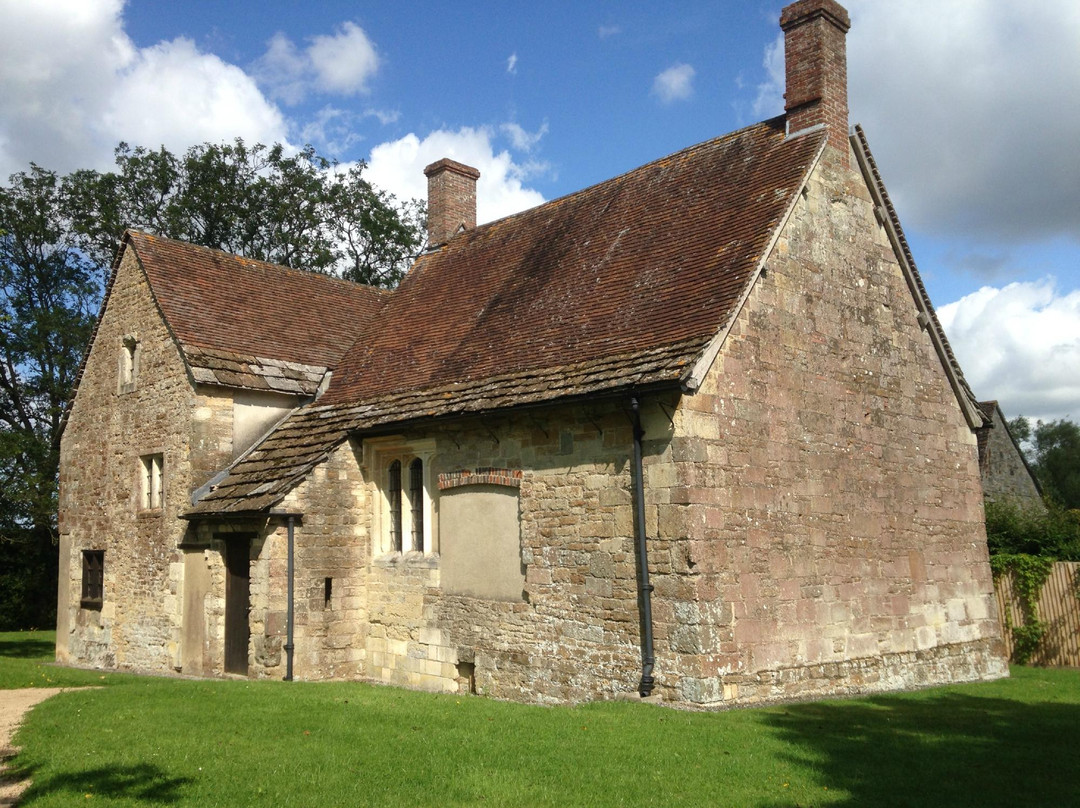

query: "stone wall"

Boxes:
[979, 405, 1043, 507]
[58, 249, 196, 670]
[56, 248, 265, 675]
[654, 147, 1006, 704]
[236, 401, 670, 701]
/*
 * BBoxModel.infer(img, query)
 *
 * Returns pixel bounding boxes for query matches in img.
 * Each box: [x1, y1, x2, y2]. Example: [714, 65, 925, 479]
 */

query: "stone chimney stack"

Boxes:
[424, 158, 481, 248]
[780, 0, 851, 165]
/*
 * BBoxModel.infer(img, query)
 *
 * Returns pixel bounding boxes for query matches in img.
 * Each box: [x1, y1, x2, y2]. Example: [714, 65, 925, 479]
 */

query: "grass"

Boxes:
[3, 631, 1079, 807]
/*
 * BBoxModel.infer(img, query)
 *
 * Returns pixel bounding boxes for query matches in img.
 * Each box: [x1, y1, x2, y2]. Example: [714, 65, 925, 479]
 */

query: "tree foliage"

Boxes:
[65, 140, 423, 286]
[1007, 415, 1080, 510]
[984, 499, 1080, 561]
[0, 140, 424, 628]
[0, 165, 100, 628]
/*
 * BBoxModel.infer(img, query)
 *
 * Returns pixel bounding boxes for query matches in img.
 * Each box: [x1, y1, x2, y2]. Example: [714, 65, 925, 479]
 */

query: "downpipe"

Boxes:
[629, 396, 656, 697]
[285, 514, 296, 681]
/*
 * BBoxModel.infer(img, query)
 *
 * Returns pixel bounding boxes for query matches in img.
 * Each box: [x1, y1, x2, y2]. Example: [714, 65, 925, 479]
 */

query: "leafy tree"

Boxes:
[1007, 416, 1080, 510]
[65, 140, 424, 286]
[0, 141, 423, 628]
[0, 165, 100, 628]
[985, 499, 1080, 561]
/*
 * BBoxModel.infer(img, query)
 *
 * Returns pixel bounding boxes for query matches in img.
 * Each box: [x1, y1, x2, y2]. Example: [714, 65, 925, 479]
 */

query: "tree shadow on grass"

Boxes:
[0, 637, 53, 660]
[759, 691, 1079, 807]
[19, 763, 193, 804]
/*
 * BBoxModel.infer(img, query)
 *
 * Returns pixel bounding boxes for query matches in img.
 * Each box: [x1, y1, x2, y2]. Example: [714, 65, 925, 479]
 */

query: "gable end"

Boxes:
[849, 125, 986, 430]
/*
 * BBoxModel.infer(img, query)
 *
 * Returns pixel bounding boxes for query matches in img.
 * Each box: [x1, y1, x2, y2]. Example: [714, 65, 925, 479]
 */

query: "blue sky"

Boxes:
[1, 0, 1078, 423]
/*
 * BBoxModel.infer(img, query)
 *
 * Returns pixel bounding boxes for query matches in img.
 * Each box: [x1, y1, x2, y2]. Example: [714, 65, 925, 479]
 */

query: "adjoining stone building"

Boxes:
[976, 401, 1044, 508]
[56, 0, 1007, 706]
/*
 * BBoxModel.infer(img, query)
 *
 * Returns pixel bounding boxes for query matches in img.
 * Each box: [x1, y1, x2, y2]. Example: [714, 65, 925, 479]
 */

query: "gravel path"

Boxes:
[0, 688, 65, 807]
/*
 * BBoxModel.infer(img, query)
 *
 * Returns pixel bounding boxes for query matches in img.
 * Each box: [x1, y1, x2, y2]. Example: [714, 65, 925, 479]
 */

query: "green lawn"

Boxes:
[4, 631, 1078, 807]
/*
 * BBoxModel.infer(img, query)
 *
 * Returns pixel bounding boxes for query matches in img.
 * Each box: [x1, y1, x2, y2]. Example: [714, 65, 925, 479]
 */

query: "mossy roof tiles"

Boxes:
[321, 117, 823, 406]
[127, 230, 387, 375]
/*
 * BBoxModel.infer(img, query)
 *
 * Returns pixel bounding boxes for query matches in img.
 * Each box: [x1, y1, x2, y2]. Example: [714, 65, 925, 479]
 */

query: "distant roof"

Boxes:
[126, 231, 386, 389]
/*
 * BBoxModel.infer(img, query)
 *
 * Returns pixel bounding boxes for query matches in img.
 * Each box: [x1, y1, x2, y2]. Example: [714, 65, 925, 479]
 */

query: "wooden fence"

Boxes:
[994, 561, 1080, 667]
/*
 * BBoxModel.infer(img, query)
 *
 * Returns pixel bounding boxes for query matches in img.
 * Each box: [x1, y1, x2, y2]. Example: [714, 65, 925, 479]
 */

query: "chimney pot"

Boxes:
[780, 0, 851, 165]
[424, 158, 480, 248]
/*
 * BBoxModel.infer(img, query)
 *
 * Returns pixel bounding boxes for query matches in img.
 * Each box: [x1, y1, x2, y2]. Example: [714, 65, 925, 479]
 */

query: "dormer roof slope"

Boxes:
[126, 231, 387, 394]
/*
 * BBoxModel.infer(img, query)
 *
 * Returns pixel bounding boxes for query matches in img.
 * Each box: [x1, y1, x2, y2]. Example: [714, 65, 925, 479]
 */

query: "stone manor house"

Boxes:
[56, 0, 1007, 705]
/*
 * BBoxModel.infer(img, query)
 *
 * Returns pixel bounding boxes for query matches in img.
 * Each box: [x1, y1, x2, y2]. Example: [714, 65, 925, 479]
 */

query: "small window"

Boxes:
[140, 453, 164, 510]
[410, 458, 424, 552]
[367, 438, 435, 557]
[81, 550, 104, 609]
[119, 336, 140, 391]
[388, 460, 402, 552]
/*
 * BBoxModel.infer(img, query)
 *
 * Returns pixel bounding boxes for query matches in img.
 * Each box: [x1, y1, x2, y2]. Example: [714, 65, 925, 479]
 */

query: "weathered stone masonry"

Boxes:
[57, 248, 300, 675]
[236, 400, 672, 703]
[662, 152, 1003, 704]
[57, 248, 195, 670]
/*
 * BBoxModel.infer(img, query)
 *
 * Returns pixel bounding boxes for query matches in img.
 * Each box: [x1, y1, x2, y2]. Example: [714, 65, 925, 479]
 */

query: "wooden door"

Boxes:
[224, 538, 251, 675]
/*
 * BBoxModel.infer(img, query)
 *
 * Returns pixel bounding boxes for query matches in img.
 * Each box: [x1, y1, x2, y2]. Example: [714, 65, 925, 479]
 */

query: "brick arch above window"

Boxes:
[438, 468, 522, 491]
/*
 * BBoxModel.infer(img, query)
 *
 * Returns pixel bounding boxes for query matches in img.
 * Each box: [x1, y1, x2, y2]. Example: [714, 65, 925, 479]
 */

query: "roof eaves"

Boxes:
[183, 342, 695, 518]
[849, 125, 988, 431]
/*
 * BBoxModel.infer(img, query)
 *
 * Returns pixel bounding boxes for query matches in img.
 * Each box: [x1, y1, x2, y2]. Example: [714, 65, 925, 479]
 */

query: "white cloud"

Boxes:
[0, 0, 288, 178]
[255, 21, 379, 105]
[938, 279, 1080, 423]
[652, 63, 696, 104]
[751, 34, 785, 119]
[365, 127, 546, 224]
[307, 22, 379, 96]
[252, 32, 308, 105]
[598, 25, 622, 40]
[507, 53, 518, 75]
[103, 38, 288, 154]
[298, 106, 363, 156]
[500, 121, 548, 153]
[842, 0, 1080, 242]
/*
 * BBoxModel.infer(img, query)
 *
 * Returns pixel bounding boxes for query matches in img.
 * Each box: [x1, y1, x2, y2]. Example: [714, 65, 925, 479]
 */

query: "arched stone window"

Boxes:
[388, 459, 402, 552]
[409, 458, 424, 552]
[366, 437, 436, 556]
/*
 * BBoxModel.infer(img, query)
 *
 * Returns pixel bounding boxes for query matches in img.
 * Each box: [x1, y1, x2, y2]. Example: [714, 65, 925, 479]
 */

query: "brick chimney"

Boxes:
[780, 0, 851, 165]
[423, 158, 481, 248]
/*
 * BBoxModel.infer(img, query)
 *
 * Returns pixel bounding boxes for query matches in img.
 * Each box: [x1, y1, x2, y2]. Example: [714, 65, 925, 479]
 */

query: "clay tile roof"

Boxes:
[127, 231, 387, 374]
[321, 117, 825, 407]
[188, 118, 827, 517]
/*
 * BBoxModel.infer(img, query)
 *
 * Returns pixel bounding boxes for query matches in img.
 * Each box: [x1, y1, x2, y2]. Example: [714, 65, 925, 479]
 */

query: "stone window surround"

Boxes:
[118, 334, 141, 393]
[81, 549, 104, 609]
[364, 436, 436, 557]
[139, 452, 164, 512]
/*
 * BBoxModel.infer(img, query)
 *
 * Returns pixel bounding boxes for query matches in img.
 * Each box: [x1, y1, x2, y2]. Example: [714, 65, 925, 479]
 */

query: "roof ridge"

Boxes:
[427, 116, 789, 251]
